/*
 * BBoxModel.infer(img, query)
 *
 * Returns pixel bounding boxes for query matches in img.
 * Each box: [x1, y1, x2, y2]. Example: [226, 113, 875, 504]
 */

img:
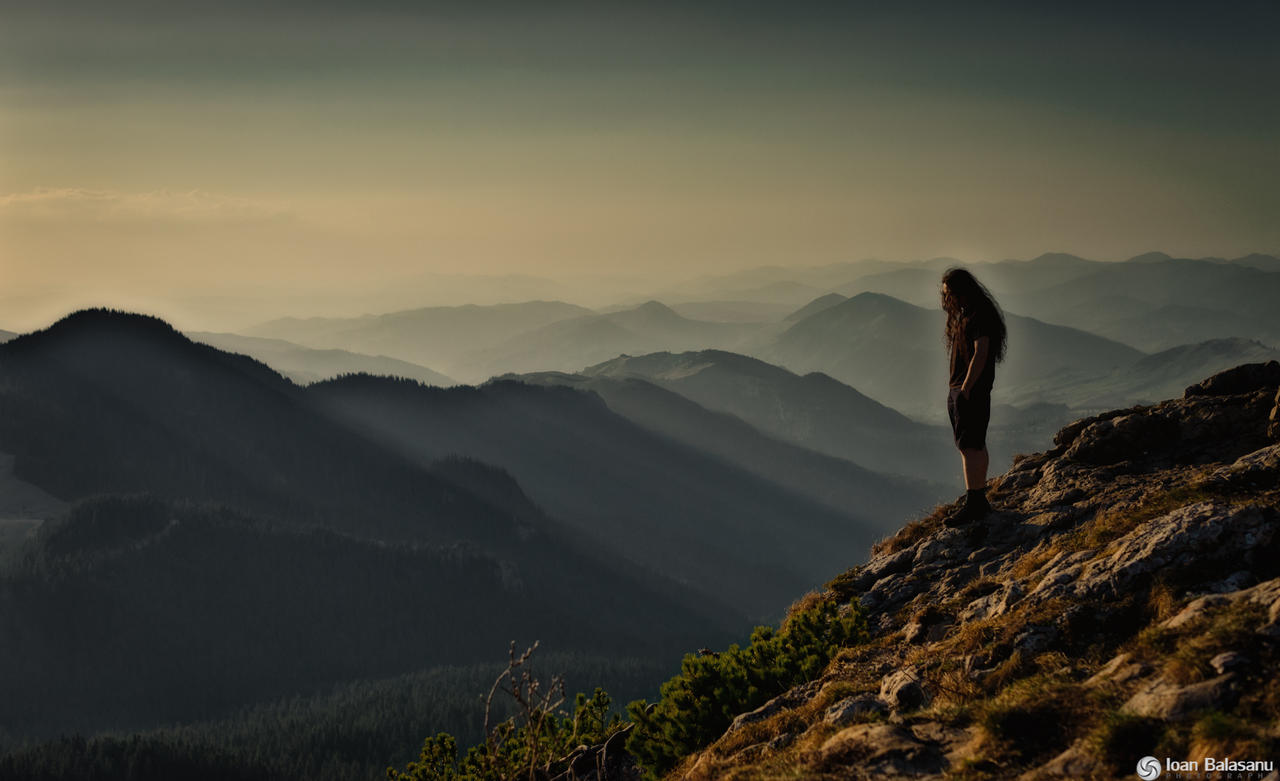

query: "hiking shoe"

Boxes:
[943, 493, 991, 527]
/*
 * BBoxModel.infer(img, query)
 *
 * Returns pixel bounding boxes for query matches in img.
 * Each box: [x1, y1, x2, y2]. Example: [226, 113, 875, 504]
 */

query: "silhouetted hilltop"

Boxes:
[1230, 252, 1280, 271]
[188, 331, 456, 386]
[0, 309, 514, 546]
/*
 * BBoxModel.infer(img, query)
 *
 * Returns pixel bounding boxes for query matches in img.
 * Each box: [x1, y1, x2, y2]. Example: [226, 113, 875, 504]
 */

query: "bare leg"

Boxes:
[960, 448, 988, 490]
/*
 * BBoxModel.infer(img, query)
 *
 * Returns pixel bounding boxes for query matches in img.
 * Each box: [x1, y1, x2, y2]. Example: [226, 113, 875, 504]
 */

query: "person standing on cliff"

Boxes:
[941, 268, 1007, 526]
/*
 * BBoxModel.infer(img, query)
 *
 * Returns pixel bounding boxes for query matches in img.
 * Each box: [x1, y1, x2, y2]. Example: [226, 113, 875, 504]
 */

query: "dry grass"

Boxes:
[1188, 711, 1272, 764]
[781, 591, 826, 628]
[1160, 601, 1267, 685]
[870, 503, 953, 557]
[1009, 544, 1058, 581]
[1146, 580, 1180, 624]
[974, 675, 1100, 766]
[1087, 711, 1169, 771]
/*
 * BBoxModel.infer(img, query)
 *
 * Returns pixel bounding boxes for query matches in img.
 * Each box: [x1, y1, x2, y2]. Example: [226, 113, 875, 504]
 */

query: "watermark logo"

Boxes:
[1136, 756, 1162, 780]
[1136, 756, 1274, 778]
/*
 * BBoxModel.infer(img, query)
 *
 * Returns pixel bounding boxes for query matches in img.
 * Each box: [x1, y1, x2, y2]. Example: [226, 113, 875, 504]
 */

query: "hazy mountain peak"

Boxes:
[840, 291, 925, 312]
[1027, 252, 1092, 265]
[784, 293, 848, 322]
[584, 349, 787, 383]
[1230, 253, 1280, 271]
[1127, 250, 1174, 263]
[627, 300, 684, 319]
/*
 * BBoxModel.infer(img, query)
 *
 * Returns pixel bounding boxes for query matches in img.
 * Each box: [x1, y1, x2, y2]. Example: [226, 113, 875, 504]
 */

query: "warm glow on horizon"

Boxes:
[2, 2, 1277, 331]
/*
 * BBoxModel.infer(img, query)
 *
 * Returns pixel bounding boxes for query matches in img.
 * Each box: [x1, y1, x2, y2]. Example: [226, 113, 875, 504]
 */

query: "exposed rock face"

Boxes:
[1122, 674, 1240, 720]
[1185, 360, 1280, 398]
[879, 667, 929, 711]
[675, 363, 1280, 781]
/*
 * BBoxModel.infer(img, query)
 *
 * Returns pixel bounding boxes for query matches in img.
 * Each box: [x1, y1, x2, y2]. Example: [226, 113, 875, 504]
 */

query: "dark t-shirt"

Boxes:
[949, 309, 998, 391]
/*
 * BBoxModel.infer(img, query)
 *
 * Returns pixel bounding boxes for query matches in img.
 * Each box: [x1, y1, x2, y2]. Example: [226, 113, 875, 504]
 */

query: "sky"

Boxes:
[1, 1, 1278, 330]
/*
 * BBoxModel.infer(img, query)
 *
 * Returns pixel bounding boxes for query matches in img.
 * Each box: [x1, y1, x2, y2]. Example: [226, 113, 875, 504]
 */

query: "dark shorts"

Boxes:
[947, 389, 990, 451]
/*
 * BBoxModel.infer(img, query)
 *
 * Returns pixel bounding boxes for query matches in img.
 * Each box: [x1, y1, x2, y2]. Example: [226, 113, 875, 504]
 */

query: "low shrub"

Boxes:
[625, 599, 866, 777]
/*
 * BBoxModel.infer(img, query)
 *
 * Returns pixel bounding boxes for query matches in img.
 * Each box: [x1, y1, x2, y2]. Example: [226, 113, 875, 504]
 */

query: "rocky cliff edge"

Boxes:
[679, 361, 1280, 780]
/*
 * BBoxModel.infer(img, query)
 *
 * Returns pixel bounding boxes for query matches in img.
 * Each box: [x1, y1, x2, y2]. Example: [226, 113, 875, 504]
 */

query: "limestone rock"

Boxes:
[1122, 673, 1239, 719]
[957, 581, 1024, 623]
[1064, 411, 1179, 465]
[1032, 503, 1276, 606]
[726, 679, 822, 732]
[1185, 360, 1280, 398]
[1211, 651, 1249, 675]
[824, 695, 888, 727]
[1086, 653, 1151, 686]
[819, 723, 946, 776]
[879, 667, 929, 711]
[1212, 443, 1280, 485]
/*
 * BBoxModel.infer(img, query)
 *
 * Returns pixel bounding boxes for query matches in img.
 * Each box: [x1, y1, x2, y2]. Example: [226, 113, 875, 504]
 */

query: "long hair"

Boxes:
[941, 267, 1007, 363]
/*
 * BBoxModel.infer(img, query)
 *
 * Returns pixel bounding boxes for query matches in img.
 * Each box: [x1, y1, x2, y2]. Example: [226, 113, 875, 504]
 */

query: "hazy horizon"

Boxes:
[3, 2, 1278, 331]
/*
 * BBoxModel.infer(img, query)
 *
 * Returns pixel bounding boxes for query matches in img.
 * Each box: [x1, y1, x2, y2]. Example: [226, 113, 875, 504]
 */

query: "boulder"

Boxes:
[819, 723, 946, 776]
[879, 667, 929, 711]
[1184, 360, 1280, 398]
[1210, 651, 1249, 675]
[957, 582, 1024, 623]
[1085, 653, 1151, 686]
[1211, 443, 1280, 484]
[1064, 411, 1180, 465]
[726, 679, 821, 732]
[824, 695, 889, 727]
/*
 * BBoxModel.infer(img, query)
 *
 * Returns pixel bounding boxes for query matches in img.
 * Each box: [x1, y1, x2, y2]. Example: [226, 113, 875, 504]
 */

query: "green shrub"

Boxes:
[625, 599, 866, 777]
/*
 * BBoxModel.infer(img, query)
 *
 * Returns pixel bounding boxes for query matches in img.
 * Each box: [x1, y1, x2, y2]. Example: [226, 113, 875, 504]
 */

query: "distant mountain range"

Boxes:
[764, 292, 1142, 419]
[999, 337, 1280, 409]
[567, 350, 954, 482]
[461, 301, 758, 380]
[239, 253, 1280, 420]
[248, 300, 595, 382]
[838, 252, 1280, 351]
[188, 331, 455, 386]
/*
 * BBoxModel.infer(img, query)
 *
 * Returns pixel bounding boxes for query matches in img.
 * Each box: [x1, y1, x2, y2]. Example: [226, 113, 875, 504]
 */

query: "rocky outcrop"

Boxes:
[675, 363, 1280, 780]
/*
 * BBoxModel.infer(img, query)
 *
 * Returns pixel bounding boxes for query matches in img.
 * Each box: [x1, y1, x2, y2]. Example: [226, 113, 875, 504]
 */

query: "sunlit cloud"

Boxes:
[0, 187, 295, 226]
